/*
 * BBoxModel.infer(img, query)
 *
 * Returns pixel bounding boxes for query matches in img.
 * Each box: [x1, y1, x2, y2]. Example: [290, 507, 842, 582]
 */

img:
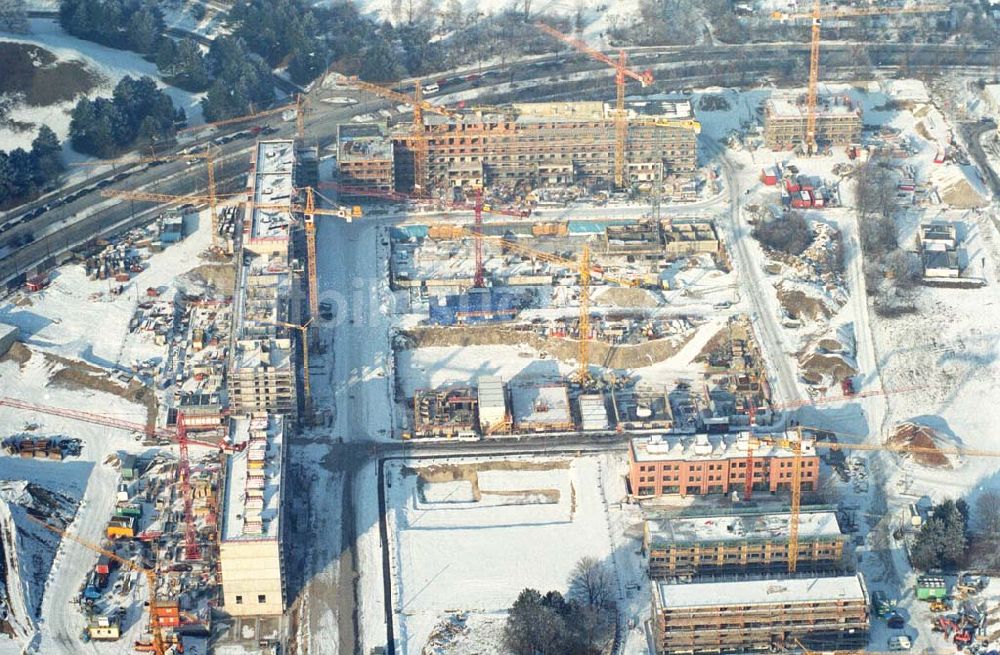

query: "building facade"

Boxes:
[628, 433, 820, 497]
[368, 100, 699, 193]
[219, 414, 286, 617]
[336, 123, 395, 193]
[763, 96, 863, 149]
[644, 509, 847, 578]
[652, 575, 870, 654]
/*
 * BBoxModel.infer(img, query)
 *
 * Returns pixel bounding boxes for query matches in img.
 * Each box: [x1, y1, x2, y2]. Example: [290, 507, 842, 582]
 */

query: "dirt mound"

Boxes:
[400, 326, 693, 370]
[778, 287, 833, 320]
[44, 354, 157, 431]
[0, 342, 31, 368]
[181, 264, 236, 296]
[592, 286, 659, 309]
[888, 423, 951, 468]
[798, 352, 857, 382]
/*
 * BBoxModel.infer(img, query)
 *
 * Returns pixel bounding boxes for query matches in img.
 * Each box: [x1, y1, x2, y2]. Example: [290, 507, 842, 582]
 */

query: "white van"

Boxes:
[888, 636, 911, 651]
[422, 82, 440, 95]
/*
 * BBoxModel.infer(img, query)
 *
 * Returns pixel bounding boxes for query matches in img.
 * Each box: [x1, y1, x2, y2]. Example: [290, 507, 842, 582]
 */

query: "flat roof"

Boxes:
[511, 384, 571, 426]
[656, 574, 866, 610]
[222, 414, 284, 542]
[250, 140, 295, 241]
[766, 96, 861, 119]
[647, 510, 841, 547]
[631, 432, 816, 463]
[338, 123, 393, 162]
[477, 376, 506, 410]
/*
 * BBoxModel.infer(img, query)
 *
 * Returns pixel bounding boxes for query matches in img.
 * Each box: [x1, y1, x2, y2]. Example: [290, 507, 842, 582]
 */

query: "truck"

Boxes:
[916, 575, 948, 600]
[872, 590, 897, 617]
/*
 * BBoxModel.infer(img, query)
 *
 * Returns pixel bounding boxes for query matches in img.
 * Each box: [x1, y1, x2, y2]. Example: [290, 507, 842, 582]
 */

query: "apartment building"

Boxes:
[652, 574, 870, 654]
[628, 433, 820, 497]
[644, 509, 847, 578]
[763, 95, 863, 149]
[336, 123, 394, 193]
[386, 100, 699, 192]
[219, 414, 286, 616]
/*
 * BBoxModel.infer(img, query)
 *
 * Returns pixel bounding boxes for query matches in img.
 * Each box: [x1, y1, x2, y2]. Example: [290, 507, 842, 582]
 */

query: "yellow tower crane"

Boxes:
[772, 2, 949, 154]
[77, 148, 224, 247]
[749, 425, 1000, 573]
[452, 228, 640, 382]
[534, 22, 655, 189]
[30, 517, 168, 655]
[344, 77, 459, 192]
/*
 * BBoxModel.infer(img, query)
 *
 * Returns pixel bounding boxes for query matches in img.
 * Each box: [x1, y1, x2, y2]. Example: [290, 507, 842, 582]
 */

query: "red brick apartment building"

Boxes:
[628, 433, 819, 497]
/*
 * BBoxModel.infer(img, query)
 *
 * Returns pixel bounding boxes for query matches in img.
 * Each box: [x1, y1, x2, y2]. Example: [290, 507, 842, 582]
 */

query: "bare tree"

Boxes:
[569, 556, 612, 608]
[884, 249, 922, 289]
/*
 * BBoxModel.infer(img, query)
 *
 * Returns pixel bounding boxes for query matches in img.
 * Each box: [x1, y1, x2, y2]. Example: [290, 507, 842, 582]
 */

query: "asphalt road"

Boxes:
[3, 40, 998, 288]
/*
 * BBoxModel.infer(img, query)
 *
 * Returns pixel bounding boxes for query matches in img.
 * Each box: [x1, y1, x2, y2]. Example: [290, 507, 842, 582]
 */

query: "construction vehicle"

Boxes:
[771, 2, 948, 154]
[929, 598, 953, 613]
[30, 517, 168, 655]
[0, 397, 242, 561]
[957, 573, 989, 595]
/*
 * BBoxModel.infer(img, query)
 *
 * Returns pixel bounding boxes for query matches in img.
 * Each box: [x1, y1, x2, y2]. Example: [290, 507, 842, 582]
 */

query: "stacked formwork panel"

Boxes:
[652, 575, 870, 655]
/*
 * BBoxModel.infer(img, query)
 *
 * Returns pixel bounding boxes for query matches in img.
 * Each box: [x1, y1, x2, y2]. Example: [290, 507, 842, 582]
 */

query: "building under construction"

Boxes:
[652, 574, 870, 654]
[358, 100, 698, 193]
[763, 95, 862, 150]
[336, 123, 394, 193]
[644, 508, 847, 578]
[411, 387, 478, 439]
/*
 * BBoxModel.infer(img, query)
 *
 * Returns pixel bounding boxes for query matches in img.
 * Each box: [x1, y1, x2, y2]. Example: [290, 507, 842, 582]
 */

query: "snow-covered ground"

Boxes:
[0, 210, 218, 654]
[0, 19, 206, 155]
[383, 453, 643, 654]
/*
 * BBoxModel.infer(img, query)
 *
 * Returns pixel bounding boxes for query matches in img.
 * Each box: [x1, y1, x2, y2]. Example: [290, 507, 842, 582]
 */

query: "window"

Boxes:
[258, 594, 267, 604]
[235, 595, 243, 605]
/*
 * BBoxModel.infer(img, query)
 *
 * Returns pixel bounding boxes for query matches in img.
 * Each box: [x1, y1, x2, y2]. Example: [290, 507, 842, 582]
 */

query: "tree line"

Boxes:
[0, 126, 65, 209]
[69, 76, 184, 158]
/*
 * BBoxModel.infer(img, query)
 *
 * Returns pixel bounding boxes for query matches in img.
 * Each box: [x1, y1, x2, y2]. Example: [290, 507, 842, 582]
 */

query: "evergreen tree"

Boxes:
[30, 126, 64, 184]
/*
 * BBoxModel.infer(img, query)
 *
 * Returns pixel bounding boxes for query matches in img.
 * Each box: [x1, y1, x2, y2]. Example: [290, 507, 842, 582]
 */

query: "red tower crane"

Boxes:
[321, 182, 529, 287]
[0, 397, 241, 560]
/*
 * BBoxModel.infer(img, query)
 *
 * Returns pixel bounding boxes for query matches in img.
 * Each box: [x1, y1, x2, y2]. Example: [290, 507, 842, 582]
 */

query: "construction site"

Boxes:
[4, 3, 1000, 655]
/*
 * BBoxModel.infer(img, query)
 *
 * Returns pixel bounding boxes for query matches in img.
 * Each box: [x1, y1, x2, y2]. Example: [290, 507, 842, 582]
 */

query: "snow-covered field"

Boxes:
[0, 19, 206, 155]
[384, 453, 647, 654]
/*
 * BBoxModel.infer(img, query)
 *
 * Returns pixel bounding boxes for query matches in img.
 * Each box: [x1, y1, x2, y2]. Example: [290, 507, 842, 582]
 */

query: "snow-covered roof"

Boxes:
[221, 413, 284, 542]
[646, 510, 842, 547]
[578, 394, 610, 431]
[766, 95, 860, 119]
[249, 140, 295, 242]
[656, 574, 867, 610]
[631, 432, 815, 463]
[511, 384, 571, 427]
[477, 375, 506, 411]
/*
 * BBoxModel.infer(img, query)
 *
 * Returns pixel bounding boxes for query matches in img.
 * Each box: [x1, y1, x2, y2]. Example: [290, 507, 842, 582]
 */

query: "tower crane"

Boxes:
[771, 2, 949, 154]
[321, 181, 530, 289]
[179, 94, 307, 139]
[0, 396, 241, 562]
[534, 22, 654, 189]
[29, 517, 168, 655]
[76, 148, 224, 247]
[103, 186, 357, 322]
[255, 318, 314, 418]
[747, 425, 1000, 573]
[344, 77, 459, 192]
[741, 384, 925, 500]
